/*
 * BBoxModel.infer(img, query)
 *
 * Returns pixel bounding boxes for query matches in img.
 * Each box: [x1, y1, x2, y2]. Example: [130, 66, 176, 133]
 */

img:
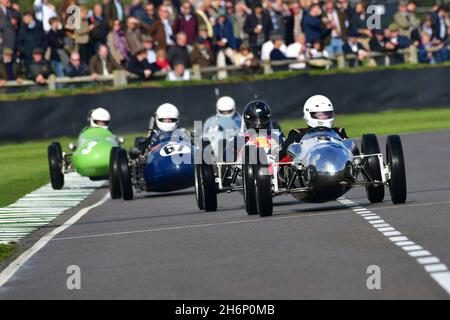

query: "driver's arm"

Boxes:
[279, 129, 306, 160]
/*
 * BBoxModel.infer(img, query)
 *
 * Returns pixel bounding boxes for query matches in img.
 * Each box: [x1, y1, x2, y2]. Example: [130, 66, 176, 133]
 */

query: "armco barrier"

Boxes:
[0, 65, 449, 141]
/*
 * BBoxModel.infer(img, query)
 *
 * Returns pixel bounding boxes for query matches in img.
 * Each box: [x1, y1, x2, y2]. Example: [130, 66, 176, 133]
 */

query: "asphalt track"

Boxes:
[1, 130, 450, 299]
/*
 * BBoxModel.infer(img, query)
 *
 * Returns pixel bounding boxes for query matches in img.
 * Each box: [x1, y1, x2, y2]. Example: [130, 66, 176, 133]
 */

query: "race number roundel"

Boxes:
[160, 143, 191, 157]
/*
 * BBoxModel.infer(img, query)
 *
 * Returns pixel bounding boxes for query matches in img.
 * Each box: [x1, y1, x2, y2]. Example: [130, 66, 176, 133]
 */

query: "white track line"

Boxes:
[0, 192, 109, 288]
[337, 197, 450, 296]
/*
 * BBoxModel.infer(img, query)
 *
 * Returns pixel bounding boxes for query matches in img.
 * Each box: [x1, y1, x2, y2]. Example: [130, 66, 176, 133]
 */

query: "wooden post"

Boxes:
[263, 60, 273, 74]
[384, 55, 390, 66]
[336, 54, 346, 69]
[408, 45, 418, 64]
[48, 74, 56, 91]
[113, 70, 128, 87]
[192, 64, 202, 80]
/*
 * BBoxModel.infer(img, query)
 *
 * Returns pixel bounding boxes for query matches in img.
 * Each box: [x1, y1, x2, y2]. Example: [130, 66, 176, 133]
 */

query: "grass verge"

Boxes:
[0, 108, 450, 208]
[0, 243, 16, 264]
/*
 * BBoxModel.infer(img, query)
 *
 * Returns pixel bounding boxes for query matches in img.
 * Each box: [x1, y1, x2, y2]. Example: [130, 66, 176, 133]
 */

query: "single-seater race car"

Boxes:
[48, 127, 124, 190]
[194, 128, 284, 212]
[109, 125, 195, 201]
[196, 127, 406, 217]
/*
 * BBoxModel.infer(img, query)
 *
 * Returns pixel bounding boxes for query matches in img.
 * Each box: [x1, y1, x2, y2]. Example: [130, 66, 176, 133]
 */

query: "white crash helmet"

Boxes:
[303, 95, 335, 128]
[155, 103, 179, 132]
[89, 107, 111, 129]
[216, 96, 236, 118]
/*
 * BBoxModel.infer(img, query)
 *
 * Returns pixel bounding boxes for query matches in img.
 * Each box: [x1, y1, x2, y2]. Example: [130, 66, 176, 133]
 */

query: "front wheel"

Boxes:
[361, 134, 384, 203]
[48, 142, 64, 190]
[199, 162, 217, 211]
[254, 147, 273, 217]
[194, 164, 204, 210]
[386, 135, 407, 204]
[117, 148, 133, 200]
[109, 147, 122, 199]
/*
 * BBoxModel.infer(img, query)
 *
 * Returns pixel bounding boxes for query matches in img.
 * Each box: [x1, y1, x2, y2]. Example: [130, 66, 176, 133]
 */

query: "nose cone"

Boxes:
[304, 143, 354, 190]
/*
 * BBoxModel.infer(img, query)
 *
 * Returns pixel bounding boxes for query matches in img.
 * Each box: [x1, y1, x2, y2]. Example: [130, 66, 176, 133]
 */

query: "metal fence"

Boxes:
[1, 44, 449, 92]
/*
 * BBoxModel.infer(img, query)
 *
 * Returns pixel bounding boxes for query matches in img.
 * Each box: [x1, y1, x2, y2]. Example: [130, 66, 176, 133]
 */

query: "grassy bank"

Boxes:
[0, 108, 450, 208]
[0, 243, 16, 264]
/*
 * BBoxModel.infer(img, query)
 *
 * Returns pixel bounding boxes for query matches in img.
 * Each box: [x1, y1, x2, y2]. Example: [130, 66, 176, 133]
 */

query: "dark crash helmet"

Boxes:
[243, 100, 271, 131]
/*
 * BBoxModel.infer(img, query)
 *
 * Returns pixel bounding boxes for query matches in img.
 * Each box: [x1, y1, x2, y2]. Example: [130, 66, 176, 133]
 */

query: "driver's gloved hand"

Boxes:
[129, 147, 143, 159]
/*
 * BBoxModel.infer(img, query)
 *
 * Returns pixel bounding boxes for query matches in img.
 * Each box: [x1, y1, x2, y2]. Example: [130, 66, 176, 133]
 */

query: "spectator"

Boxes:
[261, 34, 286, 61]
[74, 7, 94, 63]
[265, 0, 285, 39]
[143, 35, 156, 64]
[47, 17, 67, 77]
[90, 4, 109, 50]
[384, 23, 411, 64]
[393, 1, 420, 38]
[431, 5, 449, 45]
[286, 32, 307, 59]
[190, 36, 215, 67]
[323, 0, 348, 56]
[350, 2, 372, 50]
[270, 36, 288, 61]
[129, 0, 146, 21]
[141, 3, 156, 28]
[0, 47, 22, 85]
[144, 5, 173, 50]
[166, 61, 190, 81]
[173, 1, 198, 45]
[244, 3, 273, 57]
[26, 47, 53, 84]
[17, 11, 47, 63]
[64, 51, 89, 77]
[103, 0, 125, 26]
[309, 40, 331, 60]
[302, 3, 330, 46]
[337, 0, 355, 21]
[107, 19, 130, 65]
[343, 31, 368, 67]
[0, 0, 17, 55]
[34, 0, 57, 32]
[214, 11, 238, 52]
[233, 1, 249, 46]
[89, 44, 122, 78]
[168, 32, 191, 68]
[232, 41, 259, 72]
[369, 29, 390, 66]
[125, 16, 143, 55]
[285, 2, 305, 45]
[155, 48, 170, 71]
[127, 48, 155, 80]
[418, 31, 448, 64]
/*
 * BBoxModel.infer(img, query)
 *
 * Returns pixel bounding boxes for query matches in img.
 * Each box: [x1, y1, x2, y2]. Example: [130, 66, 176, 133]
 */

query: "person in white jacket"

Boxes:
[34, 0, 57, 32]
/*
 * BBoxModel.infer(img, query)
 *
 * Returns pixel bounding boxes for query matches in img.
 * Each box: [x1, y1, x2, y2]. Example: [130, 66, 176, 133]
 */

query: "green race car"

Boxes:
[48, 127, 124, 189]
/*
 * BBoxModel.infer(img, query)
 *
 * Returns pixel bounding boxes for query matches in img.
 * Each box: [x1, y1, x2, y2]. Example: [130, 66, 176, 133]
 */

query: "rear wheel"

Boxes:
[361, 134, 384, 203]
[109, 147, 122, 199]
[386, 135, 407, 204]
[48, 142, 64, 190]
[254, 147, 273, 217]
[117, 148, 133, 200]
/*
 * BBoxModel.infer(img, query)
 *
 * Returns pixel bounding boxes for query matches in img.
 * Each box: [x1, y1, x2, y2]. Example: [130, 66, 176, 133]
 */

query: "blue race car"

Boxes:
[109, 136, 195, 200]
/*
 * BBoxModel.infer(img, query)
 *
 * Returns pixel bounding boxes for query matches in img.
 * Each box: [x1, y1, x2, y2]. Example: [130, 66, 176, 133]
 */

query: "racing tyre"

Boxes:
[243, 145, 258, 215]
[48, 143, 64, 190]
[199, 162, 217, 211]
[254, 147, 273, 217]
[117, 148, 133, 200]
[109, 147, 122, 199]
[386, 135, 407, 204]
[194, 164, 204, 210]
[361, 134, 384, 203]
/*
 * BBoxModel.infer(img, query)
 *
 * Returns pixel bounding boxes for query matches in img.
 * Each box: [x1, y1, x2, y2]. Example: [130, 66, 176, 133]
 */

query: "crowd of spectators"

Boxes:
[0, 0, 449, 86]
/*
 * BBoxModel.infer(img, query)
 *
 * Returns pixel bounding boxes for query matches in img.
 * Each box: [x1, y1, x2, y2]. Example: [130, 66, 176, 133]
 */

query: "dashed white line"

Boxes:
[339, 197, 450, 296]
